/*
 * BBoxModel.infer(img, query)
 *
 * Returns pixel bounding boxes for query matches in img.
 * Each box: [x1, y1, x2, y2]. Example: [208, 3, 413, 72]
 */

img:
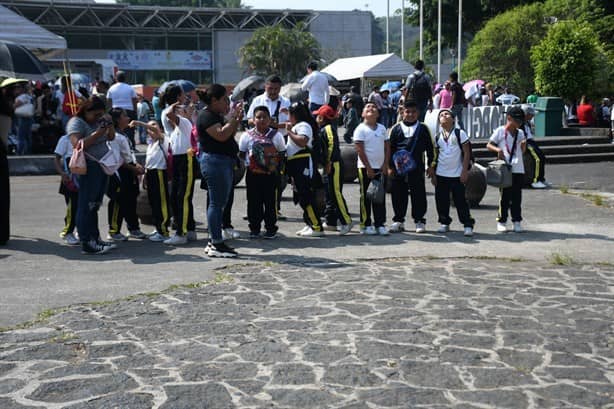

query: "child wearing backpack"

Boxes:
[487, 106, 527, 233]
[314, 105, 353, 235]
[387, 99, 435, 233]
[53, 134, 80, 246]
[239, 106, 286, 239]
[354, 102, 390, 235]
[433, 109, 475, 236]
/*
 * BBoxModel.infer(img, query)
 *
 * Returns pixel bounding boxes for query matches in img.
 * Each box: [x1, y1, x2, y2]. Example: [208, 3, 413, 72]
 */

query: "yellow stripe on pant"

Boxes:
[62, 198, 72, 235]
[181, 154, 194, 234]
[332, 162, 351, 225]
[110, 186, 121, 234]
[305, 204, 321, 230]
[358, 168, 367, 228]
[158, 169, 169, 235]
[527, 146, 541, 184]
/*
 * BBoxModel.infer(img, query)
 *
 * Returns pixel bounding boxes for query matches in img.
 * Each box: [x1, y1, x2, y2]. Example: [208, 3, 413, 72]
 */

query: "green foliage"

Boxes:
[531, 21, 601, 100]
[117, 0, 242, 6]
[239, 24, 321, 83]
[462, 3, 545, 97]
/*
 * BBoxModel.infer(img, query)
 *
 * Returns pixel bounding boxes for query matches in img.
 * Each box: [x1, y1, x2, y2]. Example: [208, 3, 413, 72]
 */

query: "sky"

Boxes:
[94, 0, 394, 17]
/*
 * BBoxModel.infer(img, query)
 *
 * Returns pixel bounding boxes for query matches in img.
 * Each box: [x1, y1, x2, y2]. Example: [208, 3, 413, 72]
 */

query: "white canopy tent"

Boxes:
[0, 5, 66, 56]
[322, 53, 413, 95]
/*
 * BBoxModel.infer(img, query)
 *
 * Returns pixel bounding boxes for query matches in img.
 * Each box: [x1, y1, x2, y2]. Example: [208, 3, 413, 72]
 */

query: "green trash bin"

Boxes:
[534, 97, 564, 137]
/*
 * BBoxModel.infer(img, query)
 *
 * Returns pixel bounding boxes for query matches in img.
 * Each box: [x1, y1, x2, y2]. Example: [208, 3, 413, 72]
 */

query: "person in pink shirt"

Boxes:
[439, 81, 453, 109]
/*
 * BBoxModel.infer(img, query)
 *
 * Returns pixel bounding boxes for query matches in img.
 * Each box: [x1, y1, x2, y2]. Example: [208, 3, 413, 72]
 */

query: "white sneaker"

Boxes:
[149, 232, 168, 242]
[128, 229, 147, 239]
[464, 227, 474, 237]
[513, 222, 523, 233]
[338, 222, 354, 236]
[437, 224, 450, 233]
[531, 181, 547, 189]
[322, 222, 338, 232]
[222, 228, 239, 240]
[63, 232, 80, 246]
[389, 222, 405, 233]
[297, 227, 324, 237]
[296, 225, 311, 236]
[497, 222, 508, 233]
[187, 230, 198, 241]
[415, 222, 426, 233]
[164, 234, 188, 245]
[107, 232, 128, 242]
[361, 226, 377, 235]
[376, 226, 389, 236]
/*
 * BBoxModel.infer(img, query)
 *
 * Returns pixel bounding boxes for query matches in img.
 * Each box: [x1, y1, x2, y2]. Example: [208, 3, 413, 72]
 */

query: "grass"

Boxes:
[580, 192, 605, 207]
[560, 185, 569, 194]
[548, 252, 575, 266]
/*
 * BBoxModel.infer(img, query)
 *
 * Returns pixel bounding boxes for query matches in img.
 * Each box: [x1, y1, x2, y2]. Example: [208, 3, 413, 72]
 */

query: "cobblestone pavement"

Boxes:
[1, 258, 613, 408]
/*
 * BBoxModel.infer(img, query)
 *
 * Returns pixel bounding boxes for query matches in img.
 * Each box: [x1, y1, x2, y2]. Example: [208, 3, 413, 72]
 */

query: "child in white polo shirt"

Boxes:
[433, 109, 475, 236]
[487, 106, 527, 233]
[353, 102, 390, 235]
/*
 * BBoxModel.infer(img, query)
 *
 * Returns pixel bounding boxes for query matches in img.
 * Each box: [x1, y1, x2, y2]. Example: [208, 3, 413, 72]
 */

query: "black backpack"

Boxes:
[409, 72, 431, 102]
[310, 126, 328, 167]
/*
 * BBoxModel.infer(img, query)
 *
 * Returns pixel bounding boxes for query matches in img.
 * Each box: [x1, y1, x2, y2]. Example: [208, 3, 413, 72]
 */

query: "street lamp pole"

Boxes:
[401, 0, 405, 60]
[437, 0, 441, 82]
[386, 0, 390, 54]
[457, 0, 462, 81]
[419, 0, 423, 59]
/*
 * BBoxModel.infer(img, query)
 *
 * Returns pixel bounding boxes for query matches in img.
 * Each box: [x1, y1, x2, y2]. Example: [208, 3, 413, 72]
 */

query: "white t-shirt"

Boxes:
[435, 128, 469, 177]
[107, 82, 137, 111]
[301, 71, 329, 106]
[137, 101, 150, 118]
[54, 134, 72, 159]
[111, 132, 135, 164]
[489, 126, 526, 174]
[286, 121, 313, 158]
[239, 128, 286, 168]
[246, 94, 291, 135]
[166, 115, 193, 155]
[146, 139, 169, 170]
[353, 122, 389, 169]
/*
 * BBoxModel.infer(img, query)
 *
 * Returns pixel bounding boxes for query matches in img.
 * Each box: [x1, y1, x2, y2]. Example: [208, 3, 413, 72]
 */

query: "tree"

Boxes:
[531, 21, 601, 100]
[117, 0, 242, 6]
[461, 4, 545, 97]
[239, 24, 321, 83]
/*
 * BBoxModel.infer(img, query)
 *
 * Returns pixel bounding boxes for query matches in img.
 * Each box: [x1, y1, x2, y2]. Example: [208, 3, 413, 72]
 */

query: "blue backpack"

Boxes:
[392, 125, 420, 175]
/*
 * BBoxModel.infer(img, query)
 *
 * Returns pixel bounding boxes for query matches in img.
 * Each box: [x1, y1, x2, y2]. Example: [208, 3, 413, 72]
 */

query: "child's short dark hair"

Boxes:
[253, 105, 270, 117]
[403, 99, 418, 109]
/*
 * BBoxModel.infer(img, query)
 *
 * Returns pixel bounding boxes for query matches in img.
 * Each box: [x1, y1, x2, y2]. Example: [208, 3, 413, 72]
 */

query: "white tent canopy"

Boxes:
[322, 53, 413, 82]
[0, 5, 66, 51]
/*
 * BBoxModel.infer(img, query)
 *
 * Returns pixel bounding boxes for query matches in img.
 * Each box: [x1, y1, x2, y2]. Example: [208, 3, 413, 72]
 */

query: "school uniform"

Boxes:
[434, 128, 475, 228]
[320, 123, 352, 227]
[286, 121, 322, 232]
[145, 138, 171, 237]
[353, 122, 389, 228]
[163, 108, 197, 236]
[523, 123, 546, 185]
[388, 121, 435, 225]
[489, 126, 526, 223]
[107, 131, 140, 235]
[239, 127, 286, 235]
[54, 135, 79, 237]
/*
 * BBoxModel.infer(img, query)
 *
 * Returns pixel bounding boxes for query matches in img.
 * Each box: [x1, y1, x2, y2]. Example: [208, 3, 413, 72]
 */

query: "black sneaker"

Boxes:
[97, 238, 117, 250]
[207, 242, 238, 258]
[263, 230, 278, 239]
[249, 231, 261, 239]
[82, 240, 112, 255]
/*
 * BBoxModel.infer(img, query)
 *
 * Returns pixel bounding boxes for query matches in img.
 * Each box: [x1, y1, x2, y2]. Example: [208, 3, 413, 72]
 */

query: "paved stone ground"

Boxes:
[1, 258, 613, 408]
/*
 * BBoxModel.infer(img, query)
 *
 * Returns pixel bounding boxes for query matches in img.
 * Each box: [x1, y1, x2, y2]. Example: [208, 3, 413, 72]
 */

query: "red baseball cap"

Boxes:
[312, 104, 336, 120]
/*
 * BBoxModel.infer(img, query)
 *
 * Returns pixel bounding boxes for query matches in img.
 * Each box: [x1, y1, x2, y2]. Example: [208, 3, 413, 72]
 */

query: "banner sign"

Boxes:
[107, 50, 212, 71]
[425, 105, 509, 139]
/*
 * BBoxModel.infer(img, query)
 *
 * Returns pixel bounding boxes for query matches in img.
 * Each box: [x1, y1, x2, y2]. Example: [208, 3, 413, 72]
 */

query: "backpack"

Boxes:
[248, 128, 281, 174]
[409, 72, 431, 102]
[310, 127, 327, 168]
[392, 124, 421, 175]
[435, 128, 474, 170]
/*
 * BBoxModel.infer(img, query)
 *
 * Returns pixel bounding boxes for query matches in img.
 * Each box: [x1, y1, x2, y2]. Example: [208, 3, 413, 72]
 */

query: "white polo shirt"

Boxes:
[107, 82, 137, 111]
[353, 122, 389, 169]
[53, 134, 72, 159]
[435, 128, 469, 177]
[286, 122, 313, 158]
[246, 94, 291, 135]
[489, 126, 526, 174]
[301, 71, 329, 106]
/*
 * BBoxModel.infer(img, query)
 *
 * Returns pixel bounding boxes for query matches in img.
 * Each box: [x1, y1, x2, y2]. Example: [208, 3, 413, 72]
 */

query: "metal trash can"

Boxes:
[534, 97, 564, 137]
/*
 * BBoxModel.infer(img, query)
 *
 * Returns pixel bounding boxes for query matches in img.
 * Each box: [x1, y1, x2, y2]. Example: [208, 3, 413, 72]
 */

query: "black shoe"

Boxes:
[249, 231, 261, 239]
[82, 240, 112, 255]
[207, 242, 238, 258]
[96, 238, 117, 250]
[263, 230, 278, 239]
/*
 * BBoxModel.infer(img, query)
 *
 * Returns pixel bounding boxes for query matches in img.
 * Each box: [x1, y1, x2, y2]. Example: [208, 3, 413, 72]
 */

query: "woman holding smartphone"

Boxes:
[197, 84, 242, 258]
[67, 95, 117, 255]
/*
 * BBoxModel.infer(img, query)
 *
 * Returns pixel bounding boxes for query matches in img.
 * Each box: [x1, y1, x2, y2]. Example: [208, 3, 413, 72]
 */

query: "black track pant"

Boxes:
[171, 154, 197, 235]
[246, 171, 277, 234]
[146, 169, 171, 236]
[498, 173, 524, 223]
[390, 172, 427, 224]
[358, 168, 386, 228]
[324, 161, 352, 226]
[0, 143, 9, 244]
[526, 139, 546, 183]
[107, 167, 140, 234]
[435, 176, 474, 228]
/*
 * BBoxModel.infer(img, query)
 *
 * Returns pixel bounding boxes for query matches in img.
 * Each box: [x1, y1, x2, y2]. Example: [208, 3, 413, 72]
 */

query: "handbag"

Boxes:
[69, 140, 87, 175]
[86, 142, 124, 176]
[366, 173, 386, 204]
[486, 160, 512, 188]
[14, 103, 35, 118]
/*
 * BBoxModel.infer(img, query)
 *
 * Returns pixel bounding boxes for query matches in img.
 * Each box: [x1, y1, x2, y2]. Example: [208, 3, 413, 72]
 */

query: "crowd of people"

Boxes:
[1, 60, 611, 254]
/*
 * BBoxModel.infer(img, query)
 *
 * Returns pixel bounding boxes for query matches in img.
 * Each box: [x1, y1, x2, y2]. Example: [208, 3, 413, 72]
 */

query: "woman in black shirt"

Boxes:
[196, 84, 243, 258]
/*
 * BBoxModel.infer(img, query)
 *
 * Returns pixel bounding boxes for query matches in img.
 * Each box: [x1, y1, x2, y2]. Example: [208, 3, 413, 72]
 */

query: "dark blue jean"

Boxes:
[199, 152, 234, 244]
[16, 116, 33, 155]
[77, 160, 109, 243]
